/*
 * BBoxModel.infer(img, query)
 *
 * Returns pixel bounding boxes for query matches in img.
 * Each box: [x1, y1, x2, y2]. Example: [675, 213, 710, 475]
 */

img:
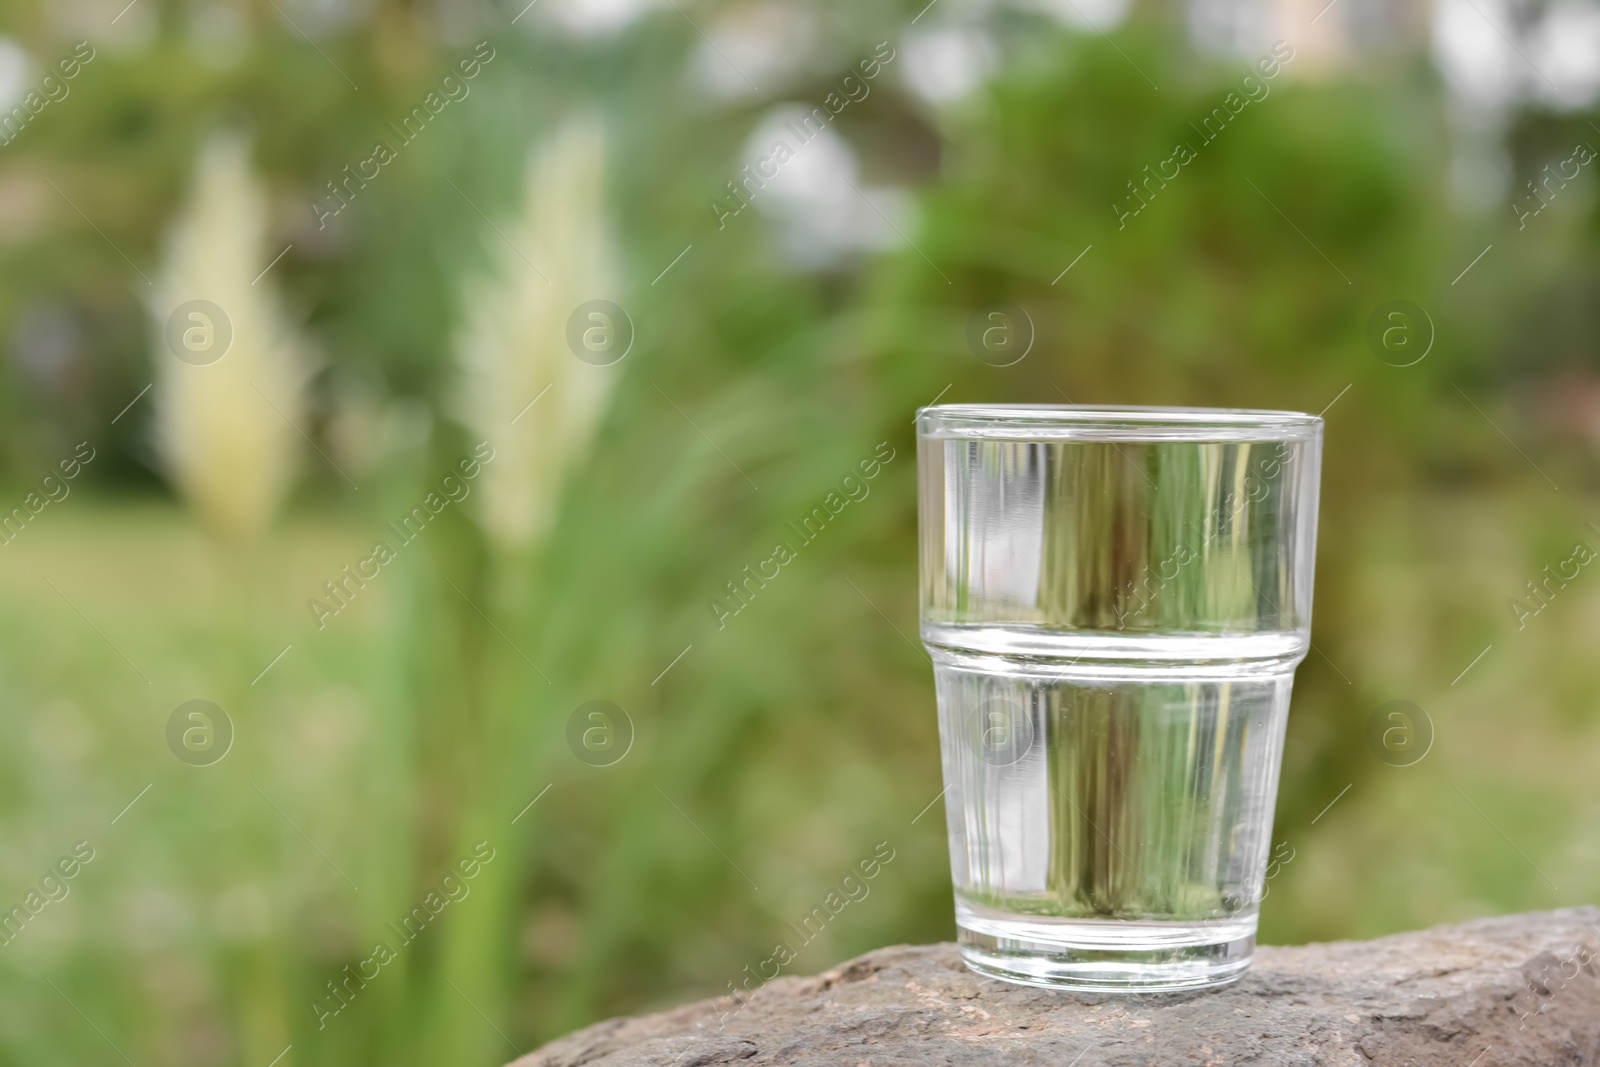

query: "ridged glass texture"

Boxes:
[918, 405, 1323, 991]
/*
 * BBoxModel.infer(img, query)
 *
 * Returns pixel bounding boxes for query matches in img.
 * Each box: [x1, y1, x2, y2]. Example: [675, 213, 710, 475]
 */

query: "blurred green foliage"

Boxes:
[0, 1, 1597, 1065]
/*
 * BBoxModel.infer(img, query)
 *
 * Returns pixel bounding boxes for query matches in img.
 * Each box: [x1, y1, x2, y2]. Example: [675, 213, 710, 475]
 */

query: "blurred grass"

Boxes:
[5, 482, 1599, 1060]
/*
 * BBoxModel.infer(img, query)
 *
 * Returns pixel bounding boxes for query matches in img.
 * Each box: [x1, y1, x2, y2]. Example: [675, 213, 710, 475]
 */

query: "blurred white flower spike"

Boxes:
[455, 116, 621, 554]
[150, 130, 309, 543]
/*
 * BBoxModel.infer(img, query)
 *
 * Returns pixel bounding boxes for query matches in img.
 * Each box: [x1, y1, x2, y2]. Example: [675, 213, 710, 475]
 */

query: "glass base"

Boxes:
[956, 902, 1256, 992]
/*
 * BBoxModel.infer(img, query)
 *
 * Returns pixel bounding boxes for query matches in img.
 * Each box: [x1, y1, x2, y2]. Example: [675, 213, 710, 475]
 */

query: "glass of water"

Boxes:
[918, 405, 1323, 991]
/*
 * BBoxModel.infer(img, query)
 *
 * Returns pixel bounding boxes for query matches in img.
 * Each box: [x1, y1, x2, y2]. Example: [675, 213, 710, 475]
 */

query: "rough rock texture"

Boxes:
[511, 908, 1600, 1066]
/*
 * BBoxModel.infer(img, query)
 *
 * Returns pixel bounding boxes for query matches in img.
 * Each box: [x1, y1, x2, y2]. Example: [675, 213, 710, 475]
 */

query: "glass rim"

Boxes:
[917, 404, 1323, 442]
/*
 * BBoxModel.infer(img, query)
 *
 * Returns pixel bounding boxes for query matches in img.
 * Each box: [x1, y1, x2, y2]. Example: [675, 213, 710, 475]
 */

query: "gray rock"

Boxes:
[512, 908, 1600, 1066]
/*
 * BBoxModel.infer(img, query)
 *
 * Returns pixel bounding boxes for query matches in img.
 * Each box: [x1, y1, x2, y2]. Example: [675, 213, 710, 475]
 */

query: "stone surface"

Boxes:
[511, 908, 1600, 1066]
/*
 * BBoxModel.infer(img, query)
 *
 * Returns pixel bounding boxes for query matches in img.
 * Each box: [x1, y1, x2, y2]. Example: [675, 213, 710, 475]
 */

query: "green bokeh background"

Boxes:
[0, 0, 1596, 1063]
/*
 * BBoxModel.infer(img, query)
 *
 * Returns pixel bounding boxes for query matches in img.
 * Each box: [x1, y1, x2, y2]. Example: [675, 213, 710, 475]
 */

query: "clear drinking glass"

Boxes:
[917, 404, 1323, 992]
